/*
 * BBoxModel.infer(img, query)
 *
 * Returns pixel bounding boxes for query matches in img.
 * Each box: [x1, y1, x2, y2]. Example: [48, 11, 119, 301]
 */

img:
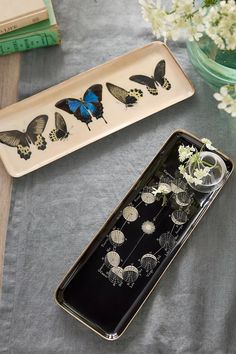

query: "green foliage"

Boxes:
[203, 0, 219, 7]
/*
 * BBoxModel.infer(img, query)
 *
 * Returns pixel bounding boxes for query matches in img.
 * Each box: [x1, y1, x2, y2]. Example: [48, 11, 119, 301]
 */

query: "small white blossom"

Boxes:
[213, 86, 233, 110]
[213, 85, 236, 118]
[178, 145, 195, 162]
[198, 7, 207, 18]
[183, 172, 203, 186]
[201, 138, 216, 151]
[193, 177, 203, 186]
[152, 183, 171, 195]
[172, 0, 194, 16]
[225, 100, 236, 117]
[193, 167, 210, 179]
[183, 173, 194, 183]
[139, 0, 236, 117]
[139, 0, 169, 39]
[139, 0, 236, 49]
[177, 138, 217, 187]
[203, 0, 236, 51]
[209, 34, 225, 50]
[178, 164, 186, 175]
[139, 0, 204, 42]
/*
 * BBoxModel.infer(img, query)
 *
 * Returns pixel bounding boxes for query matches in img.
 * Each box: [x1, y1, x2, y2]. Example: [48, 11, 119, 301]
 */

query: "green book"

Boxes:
[0, 0, 60, 55]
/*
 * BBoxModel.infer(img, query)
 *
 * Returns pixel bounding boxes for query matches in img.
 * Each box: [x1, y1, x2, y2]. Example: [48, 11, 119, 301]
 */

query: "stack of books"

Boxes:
[0, 0, 60, 55]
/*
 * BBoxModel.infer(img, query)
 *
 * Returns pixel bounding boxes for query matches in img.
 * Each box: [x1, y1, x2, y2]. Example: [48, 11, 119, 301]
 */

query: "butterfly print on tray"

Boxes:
[0, 115, 48, 160]
[49, 112, 70, 142]
[106, 82, 143, 107]
[55, 84, 107, 131]
[129, 59, 171, 95]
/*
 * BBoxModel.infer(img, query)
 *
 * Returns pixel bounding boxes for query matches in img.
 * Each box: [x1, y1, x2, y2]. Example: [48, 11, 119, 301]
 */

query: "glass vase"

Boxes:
[187, 35, 236, 89]
[187, 151, 227, 193]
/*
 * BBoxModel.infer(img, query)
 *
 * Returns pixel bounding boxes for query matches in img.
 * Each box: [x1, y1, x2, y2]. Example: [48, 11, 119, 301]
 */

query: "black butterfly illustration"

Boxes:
[0, 115, 48, 160]
[129, 60, 171, 95]
[55, 84, 107, 131]
[106, 82, 143, 107]
[49, 112, 69, 142]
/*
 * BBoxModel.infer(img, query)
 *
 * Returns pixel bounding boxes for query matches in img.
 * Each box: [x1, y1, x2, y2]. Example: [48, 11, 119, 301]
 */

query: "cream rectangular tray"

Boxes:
[0, 42, 194, 177]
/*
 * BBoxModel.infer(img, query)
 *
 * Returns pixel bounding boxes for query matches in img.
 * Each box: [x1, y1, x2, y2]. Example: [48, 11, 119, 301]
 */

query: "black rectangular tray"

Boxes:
[55, 130, 234, 340]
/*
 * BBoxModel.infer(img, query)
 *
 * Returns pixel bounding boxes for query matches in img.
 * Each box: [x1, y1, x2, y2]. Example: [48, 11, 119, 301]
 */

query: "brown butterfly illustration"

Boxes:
[129, 60, 171, 95]
[106, 82, 143, 107]
[49, 112, 69, 142]
[0, 115, 48, 160]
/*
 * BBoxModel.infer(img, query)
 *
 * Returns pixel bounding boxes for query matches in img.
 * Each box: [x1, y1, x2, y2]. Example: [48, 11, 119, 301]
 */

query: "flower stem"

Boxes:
[202, 160, 215, 168]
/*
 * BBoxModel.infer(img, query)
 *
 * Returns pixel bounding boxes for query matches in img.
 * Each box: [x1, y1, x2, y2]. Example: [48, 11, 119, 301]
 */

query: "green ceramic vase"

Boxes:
[187, 35, 236, 89]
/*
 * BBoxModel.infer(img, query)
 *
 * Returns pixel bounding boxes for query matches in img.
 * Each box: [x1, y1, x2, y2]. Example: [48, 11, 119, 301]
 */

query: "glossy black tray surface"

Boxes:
[55, 130, 233, 340]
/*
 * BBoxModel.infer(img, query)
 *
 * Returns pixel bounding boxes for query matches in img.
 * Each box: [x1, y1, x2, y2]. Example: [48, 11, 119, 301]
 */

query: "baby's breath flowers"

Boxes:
[140, 0, 236, 50]
[214, 85, 236, 117]
[178, 138, 216, 186]
[178, 145, 196, 162]
[204, 0, 236, 51]
[201, 138, 216, 151]
[140, 0, 205, 42]
[140, 0, 236, 118]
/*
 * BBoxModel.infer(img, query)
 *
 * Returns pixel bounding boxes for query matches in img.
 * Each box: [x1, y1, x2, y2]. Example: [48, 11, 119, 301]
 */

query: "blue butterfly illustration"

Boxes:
[55, 84, 107, 131]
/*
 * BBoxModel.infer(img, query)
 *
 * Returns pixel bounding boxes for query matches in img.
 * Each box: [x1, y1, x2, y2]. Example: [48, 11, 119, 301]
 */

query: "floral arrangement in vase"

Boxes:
[177, 138, 227, 193]
[139, 0, 236, 117]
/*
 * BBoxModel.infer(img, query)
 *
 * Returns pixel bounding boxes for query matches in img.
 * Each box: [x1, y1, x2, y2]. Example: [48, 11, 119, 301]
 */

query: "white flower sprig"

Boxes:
[152, 182, 171, 206]
[205, 0, 236, 51]
[214, 85, 236, 117]
[139, 0, 236, 50]
[178, 138, 216, 186]
[140, 0, 236, 118]
[139, 0, 205, 42]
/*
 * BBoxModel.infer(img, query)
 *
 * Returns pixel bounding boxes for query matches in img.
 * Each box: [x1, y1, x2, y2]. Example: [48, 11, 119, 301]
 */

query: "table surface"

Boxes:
[0, 54, 20, 292]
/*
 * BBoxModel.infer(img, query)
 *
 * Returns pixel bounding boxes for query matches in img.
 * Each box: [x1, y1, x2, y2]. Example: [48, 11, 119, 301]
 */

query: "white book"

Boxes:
[0, 0, 48, 35]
